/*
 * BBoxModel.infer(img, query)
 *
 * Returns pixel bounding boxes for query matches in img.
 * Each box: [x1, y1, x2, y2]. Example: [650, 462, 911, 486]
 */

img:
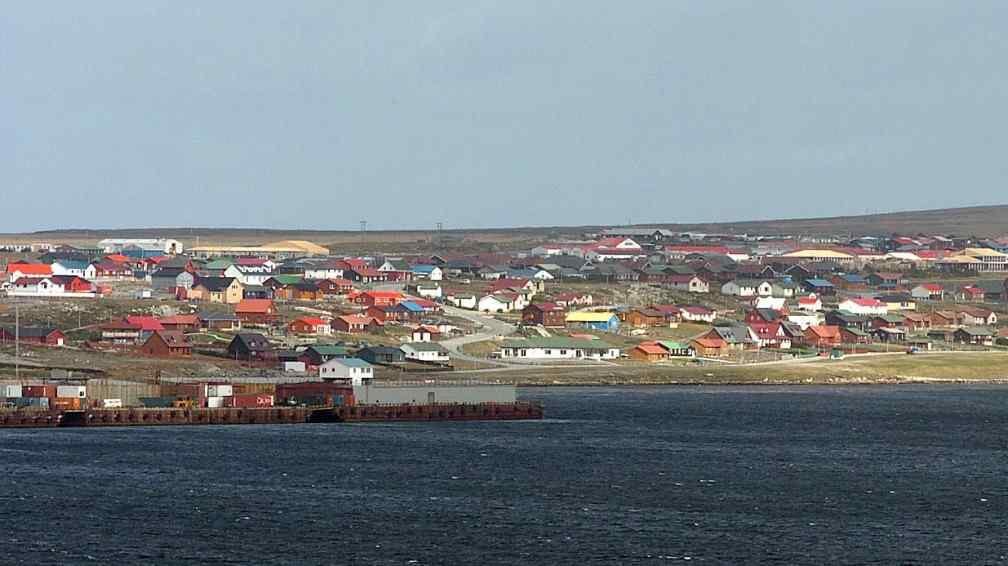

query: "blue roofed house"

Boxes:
[410, 264, 443, 281]
[802, 278, 837, 296]
[51, 259, 97, 279]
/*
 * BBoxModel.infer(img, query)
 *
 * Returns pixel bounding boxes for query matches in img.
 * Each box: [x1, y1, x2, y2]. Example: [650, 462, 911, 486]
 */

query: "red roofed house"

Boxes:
[749, 321, 791, 349]
[691, 337, 728, 357]
[235, 299, 279, 326]
[316, 278, 354, 296]
[140, 330, 192, 357]
[288, 316, 332, 335]
[960, 285, 985, 302]
[4, 261, 52, 283]
[804, 325, 842, 348]
[910, 283, 945, 301]
[158, 314, 201, 332]
[352, 290, 403, 307]
[333, 314, 383, 334]
[629, 341, 669, 362]
[522, 302, 566, 327]
[797, 294, 822, 312]
[125, 316, 164, 339]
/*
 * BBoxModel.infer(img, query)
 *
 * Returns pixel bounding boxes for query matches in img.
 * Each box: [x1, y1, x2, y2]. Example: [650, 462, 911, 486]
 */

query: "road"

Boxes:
[439, 306, 516, 365]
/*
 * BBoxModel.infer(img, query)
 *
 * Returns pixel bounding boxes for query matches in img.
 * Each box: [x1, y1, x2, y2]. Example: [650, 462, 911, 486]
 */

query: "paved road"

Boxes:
[439, 306, 517, 365]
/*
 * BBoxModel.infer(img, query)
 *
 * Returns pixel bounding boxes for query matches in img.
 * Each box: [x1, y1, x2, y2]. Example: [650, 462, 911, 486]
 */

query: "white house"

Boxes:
[400, 343, 450, 364]
[304, 260, 344, 280]
[796, 294, 822, 312]
[446, 293, 477, 310]
[838, 298, 888, 316]
[753, 296, 786, 312]
[224, 264, 275, 286]
[51, 261, 97, 280]
[319, 358, 374, 385]
[411, 265, 443, 281]
[721, 279, 772, 297]
[99, 238, 183, 255]
[478, 294, 515, 313]
[410, 283, 442, 299]
[499, 338, 621, 360]
[786, 313, 823, 330]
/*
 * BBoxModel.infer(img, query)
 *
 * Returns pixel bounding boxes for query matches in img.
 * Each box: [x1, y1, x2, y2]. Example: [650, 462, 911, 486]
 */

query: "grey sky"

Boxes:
[4, 2, 1007, 232]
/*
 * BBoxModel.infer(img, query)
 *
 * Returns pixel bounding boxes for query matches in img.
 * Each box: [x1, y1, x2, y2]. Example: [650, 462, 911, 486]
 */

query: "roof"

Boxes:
[191, 240, 329, 255]
[149, 330, 190, 346]
[235, 299, 275, 314]
[806, 325, 841, 339]
[804, 278, 835, 287]
[196, 277, 238, 292]
[956, 326, 994, 336]
[658, 341, 690, 350]
[782, 249, 854, 259]
[125, 316, 164, 332]
[6, 263, 52, 276]
[692, 337, 727, 348]
[634, 342, 668, 355]
[321, 357, 373, 369]
[401, 342, 449, 353]
[501, 337, 615, 350]
[291, 316, 327, 326]
[231, 333, 273, 351]
[566, 311, 617, 323]
[158, 314, 200, 325]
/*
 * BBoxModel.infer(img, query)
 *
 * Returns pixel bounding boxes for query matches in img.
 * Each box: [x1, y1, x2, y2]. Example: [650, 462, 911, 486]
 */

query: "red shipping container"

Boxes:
[22, 385, 57, 398]
[227, 394, 275, 408]
[52, 397, 82, 410]
[176, 383, 207, 399]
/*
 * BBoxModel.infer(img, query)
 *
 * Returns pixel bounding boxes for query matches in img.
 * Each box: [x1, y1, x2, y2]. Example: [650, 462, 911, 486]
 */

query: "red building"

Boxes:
[0, 326, 65, 346]
[140, 331, 192, 357]
[804, 325, 842, 348]
[521, 303, 566, 327]
[235, 299, 279, 325]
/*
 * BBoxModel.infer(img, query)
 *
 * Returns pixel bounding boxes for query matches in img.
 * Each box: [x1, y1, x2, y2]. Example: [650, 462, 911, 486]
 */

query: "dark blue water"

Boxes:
[2, 386, 1008, 564]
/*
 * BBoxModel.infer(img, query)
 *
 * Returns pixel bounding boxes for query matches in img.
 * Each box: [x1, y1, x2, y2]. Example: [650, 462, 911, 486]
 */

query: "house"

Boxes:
[478, 294, 516, 313]
[748, 321, 791, 349]
[565, 311, 620, 332]
[522, 302, 566, 328]
[411, 264, 443, 281]
[333, 314, 383, 334]
[930, 310, 957, 328]
[316, 278, 354, 296]
[401, 342, 451, 364]
[973, 279, 1006, 302]
[691, 337, 728, 358]
[679, 305, 716, 323]
[288, 317, 332, 335]
[952, 327, 995, 346]
[499, 338, 620, 360]
[198, 310, 241, 331]
[410, 325, 439, 343]
[665, 275, 710, 293]
[802, 278, 837, 296]
[657, 341, 695, 357]
[720, 279, 772, 297]
[957, 307, 997, 327]
[701, 325, 758, 350]
[125, 315, 165, 340]
[623, 308, 669, 328]
[319, 358, 374, 385]
[303, 259, 345, 280]
[51, 259, 97, 280]
[0, 326, 65, 346]
[629, 342, 670, 362]
[408, 283, 442, 299]
[866, 272, 907, 289]
[444, 292, 477, 309]
[803, 325, 842, 348]
[357, 346, 406, 365]
[351, 290, 403, 307]
[234, 299, 279, 326]
[191, 277, 244, 304]
[158, 314, 201, 332]
[224, 264, 276, 286]
[878, 293, 916, 311]
[553, 292, 593, 308]
[140, 331, 192, 357]
[903, 312, 932, 331]
[745, 308, 782, 324]
[838, 298, 888, 316]
[299, 344, 350, 368]
[825, 311, 870, 331]
[99, 320, 143, 344]
[911, 284, 945, 301]
[5, 262, 53, 283]
[226, 333, 275, 362]
[831, 273, 868, 290]
[959, 285, 986, 302]
[797, 294, 822, 312]
[840, 326, 872, 344]
[6, 276, 99, 298]
[870, 314, 907, 330]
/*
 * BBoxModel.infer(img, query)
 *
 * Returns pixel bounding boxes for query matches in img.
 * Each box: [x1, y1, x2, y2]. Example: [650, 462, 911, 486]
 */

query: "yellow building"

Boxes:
[190, 240, 330, 259]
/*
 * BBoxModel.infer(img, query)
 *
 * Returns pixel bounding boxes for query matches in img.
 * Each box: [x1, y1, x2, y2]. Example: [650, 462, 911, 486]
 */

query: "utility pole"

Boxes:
[14, 304, 19, 381]
[359, 220, 367, 252]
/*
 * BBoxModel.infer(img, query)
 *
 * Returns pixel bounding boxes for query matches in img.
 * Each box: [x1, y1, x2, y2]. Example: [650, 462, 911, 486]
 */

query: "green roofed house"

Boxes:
[299, 344, 351, 367]
[499, 337, 621, 360]
[657, 341, 694, 357]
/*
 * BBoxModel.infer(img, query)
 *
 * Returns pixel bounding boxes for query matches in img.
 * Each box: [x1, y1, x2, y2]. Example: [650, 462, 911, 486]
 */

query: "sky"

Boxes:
[3, 2, 1008, 232]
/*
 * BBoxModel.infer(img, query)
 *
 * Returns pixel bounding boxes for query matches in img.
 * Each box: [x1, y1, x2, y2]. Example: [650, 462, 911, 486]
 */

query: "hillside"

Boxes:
[1, 204, 1006, 249]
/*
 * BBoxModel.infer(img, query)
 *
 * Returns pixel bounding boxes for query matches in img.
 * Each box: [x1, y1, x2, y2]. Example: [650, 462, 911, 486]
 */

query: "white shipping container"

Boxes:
[206, 396, 225, 408]
[207, 385, 233, 397]
[56, 385, 86, 399]
[101, 399, 123, 409]
[2, 385, 23, 398]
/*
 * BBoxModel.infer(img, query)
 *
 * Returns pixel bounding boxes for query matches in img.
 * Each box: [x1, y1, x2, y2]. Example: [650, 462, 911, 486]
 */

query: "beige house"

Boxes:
[191, 277, 244, 304]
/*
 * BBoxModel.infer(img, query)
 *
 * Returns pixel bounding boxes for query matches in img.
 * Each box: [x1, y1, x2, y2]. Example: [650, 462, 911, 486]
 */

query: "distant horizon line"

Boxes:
[1, 203, 1005, 238]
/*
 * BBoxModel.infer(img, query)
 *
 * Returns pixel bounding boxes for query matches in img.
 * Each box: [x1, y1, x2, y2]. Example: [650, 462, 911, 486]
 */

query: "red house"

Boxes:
[316, 278, 354, 296]
[352, 290, 403, 307]
[0, 326, 65, 346]
[522, 302, 566, 327]
[288, 317, 331, 335]
[140, 330, 192, 357]
[333, 314, 383, 334]
[235, 299, 279, 325]
[158, 314, 201, 332]
[804, 325, 842, 348]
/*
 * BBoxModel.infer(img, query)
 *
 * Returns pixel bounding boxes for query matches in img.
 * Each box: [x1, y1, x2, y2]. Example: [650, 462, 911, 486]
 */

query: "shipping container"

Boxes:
[176, 383, 207, 399]
[206, 396, 225, 408]
[139, 396, 176, 408]
[101, 399, 123, 409]
[14, 397, 50, 409]
[2, 385, 23, 398]
[56, 385, 87, 399]
[22, 385, 56, 398]
[232, 383, 277, 395]
[207, 384, 233, 397]
[52, 397, 82, 410]
[277, 382, 353, 406]
[227, 394, 274, 408]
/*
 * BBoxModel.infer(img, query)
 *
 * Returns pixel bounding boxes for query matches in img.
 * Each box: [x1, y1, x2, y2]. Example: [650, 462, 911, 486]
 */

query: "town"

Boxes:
[1, 223, 1008, 414]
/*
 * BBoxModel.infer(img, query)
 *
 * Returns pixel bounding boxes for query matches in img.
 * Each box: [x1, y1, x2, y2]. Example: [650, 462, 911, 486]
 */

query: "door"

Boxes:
[427, 391, 436, 405]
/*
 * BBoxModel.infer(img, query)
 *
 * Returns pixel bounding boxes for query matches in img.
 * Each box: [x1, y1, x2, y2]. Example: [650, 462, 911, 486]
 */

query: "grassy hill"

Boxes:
[2, 204, 1006, 249]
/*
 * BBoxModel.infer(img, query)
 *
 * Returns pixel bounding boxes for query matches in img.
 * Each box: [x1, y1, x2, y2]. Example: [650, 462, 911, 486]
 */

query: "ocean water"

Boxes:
[2, 385, 1008, 565]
